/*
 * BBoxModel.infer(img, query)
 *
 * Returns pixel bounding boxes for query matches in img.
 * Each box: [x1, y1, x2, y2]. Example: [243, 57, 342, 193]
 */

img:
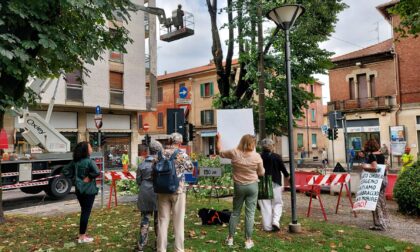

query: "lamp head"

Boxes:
[267, 4, 305, 31]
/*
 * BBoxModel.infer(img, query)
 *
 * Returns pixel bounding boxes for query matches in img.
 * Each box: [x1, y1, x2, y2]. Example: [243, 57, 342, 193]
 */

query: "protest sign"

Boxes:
[353, 164, 386, 211]
[217, 109, 254, 150]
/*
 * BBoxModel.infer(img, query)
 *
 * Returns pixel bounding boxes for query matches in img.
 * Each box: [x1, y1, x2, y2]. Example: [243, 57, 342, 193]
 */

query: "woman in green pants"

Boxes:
[216, 134, 264, 250]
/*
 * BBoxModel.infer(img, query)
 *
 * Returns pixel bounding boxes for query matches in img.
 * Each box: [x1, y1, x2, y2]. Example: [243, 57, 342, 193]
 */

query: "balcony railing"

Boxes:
[145, 14, 149, 38]
[327, 96, 395, 112]
[145, 54, 150, 75]
[66, 84, 83, 102]
[110, 88, 124, 105]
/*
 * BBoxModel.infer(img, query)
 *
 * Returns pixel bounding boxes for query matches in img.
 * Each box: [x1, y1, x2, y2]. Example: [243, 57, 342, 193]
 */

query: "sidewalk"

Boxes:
[282, 192, 420, 245]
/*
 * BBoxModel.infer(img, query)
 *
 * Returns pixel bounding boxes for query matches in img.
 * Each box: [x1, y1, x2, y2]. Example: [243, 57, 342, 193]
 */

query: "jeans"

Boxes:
[76, 192, 96, 235]
[229, 182, 258, 239]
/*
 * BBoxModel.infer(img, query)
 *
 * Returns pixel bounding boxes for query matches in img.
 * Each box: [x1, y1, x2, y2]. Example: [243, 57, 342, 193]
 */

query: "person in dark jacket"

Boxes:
[362, 139, 389, 231]
[136, 140, 163, 251]
[63, 141, 100, 244]
[258, 138, 289, 232]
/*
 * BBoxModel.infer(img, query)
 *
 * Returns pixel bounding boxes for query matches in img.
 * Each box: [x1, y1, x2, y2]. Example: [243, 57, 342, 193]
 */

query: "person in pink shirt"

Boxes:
[216, 134, 264, 250]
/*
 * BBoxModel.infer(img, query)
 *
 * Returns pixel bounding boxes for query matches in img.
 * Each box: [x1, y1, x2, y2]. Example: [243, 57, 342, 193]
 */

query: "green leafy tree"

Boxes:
[206, 0, 347, 135]
[0, 0, 136, 224]
[389, 0, 420, 38]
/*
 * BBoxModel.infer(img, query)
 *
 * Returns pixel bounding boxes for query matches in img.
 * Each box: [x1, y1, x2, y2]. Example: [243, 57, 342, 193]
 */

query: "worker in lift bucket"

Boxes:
[122, 150, 129, 173]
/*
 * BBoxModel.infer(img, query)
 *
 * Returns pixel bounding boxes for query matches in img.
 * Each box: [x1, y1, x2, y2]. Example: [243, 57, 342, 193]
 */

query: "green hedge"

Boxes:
[393, 162, 420, 216]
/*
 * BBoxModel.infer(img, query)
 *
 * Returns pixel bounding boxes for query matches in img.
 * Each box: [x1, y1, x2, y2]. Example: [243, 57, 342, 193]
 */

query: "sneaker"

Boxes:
[78, 236, 94, 244]
[245, 240, 254, 249]
[272, 225, 280, 232]
[225, 237, 234, 246]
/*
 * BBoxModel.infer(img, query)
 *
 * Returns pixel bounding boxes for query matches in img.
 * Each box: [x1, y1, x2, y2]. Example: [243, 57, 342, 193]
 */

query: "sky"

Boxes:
[154, 0, 393, 104]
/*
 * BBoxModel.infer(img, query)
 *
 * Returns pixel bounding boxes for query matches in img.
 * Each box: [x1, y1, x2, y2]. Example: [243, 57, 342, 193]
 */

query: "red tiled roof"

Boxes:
[331, 39, 393, 62]
[158, 59, 239, 81]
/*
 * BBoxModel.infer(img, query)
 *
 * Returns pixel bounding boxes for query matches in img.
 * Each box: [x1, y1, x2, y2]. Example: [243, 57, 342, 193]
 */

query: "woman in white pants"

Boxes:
[258, 138, 290, 232]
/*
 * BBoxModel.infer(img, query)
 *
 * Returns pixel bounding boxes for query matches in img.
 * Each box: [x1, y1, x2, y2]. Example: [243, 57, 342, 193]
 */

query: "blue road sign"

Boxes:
[179, 86, 188, 99]
[95, 105, 102, 115]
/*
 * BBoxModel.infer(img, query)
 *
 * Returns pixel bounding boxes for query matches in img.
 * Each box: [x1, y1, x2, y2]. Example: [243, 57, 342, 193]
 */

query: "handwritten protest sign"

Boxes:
[353, 164, 386, 211]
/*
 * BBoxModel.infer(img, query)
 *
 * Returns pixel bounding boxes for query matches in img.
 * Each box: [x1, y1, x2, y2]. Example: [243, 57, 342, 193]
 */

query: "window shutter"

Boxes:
[210, 110, 214, 125]
[200, 84, 204, 97]
[201, 111, 204, 125]
[210, 82, 214, 96]
[110, 71, 123, 89]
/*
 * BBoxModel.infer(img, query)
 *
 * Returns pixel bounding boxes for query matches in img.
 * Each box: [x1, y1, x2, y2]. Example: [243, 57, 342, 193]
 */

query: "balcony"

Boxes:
[327, 96, 396, 113]
[110, 88, 124, 105]
[144, 14, 149, 38]
[109, 51, 123, 63]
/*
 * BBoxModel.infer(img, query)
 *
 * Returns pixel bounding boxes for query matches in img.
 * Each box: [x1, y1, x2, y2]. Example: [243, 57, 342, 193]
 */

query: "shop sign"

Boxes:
[176, 98, 192, 104]
[347, 126, 379, 133]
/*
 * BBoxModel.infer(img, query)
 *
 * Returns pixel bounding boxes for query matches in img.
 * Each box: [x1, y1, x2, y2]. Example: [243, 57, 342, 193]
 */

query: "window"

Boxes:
[310, 85, 314, 93]
[370, 75, 376, 97]
[200, 82, 214, 97]
[201, 110, 214, 125]
[138, 114, 143, 129]
[158, 87, 163, 103]
[157, 112, 164, 128]
[417, 116, 420, 125]
[110, 71, 124, 105]
[297, 133, 304, 148]
[311, 134, 317, 147]
[310, 109, 316, 122]
[109, 51, 123, 63]
[349, 77, 356, 99]
[65, 69, 83, 102]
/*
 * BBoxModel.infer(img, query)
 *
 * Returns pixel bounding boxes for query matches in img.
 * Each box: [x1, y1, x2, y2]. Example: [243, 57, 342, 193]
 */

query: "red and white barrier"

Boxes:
[307, 174, 351, 186]
[104, 171, 136, 181]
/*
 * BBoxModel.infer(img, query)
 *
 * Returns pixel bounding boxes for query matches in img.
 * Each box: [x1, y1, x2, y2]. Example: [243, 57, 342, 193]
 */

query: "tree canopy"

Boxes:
[389, 0, 420, 38]
[0, 0, 136, 224]
[206, 0, 347, 135]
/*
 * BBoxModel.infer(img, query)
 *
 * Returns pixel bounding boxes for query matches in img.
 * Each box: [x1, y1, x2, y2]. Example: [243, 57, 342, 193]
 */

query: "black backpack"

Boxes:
[153, 149, 179, 194]
[198, 208, 231, 225]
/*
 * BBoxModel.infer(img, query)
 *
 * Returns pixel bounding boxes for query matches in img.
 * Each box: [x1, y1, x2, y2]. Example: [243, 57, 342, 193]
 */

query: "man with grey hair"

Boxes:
[136, 140, 163, 251]
[156, 132, 193, 252]
[258, 138, 289, 232]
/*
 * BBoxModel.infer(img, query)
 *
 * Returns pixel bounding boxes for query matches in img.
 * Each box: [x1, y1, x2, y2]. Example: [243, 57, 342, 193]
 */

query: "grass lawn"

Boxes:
[0, 196, 418, 252]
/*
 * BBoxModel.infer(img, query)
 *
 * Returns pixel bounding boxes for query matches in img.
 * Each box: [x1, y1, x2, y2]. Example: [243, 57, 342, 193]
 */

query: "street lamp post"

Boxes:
[267, 4, 305, 233]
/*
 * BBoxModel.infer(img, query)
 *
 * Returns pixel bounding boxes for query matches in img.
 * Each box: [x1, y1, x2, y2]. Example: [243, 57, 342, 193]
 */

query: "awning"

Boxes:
[200, 130, 217, 138]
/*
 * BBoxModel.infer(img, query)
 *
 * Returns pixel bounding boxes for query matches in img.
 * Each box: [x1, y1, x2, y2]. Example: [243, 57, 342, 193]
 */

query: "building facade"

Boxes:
[294, 81, 326, 160]
[139, 62, 220, 156]
[327, 0, 420, 165]
[5, 0, 153, 168]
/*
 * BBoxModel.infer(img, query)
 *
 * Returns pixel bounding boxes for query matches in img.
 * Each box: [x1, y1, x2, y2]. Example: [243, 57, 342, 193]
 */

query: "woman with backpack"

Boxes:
[62, 141, 100, 243]
[361, 139, 389, 231]
[216, 134, 264, 250]
[156, 132, 193, 252]
[136, 140, 163, 251]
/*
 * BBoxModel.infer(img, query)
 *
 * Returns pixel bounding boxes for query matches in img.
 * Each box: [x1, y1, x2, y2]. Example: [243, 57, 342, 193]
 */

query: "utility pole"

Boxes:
[257, 2, 266, 140]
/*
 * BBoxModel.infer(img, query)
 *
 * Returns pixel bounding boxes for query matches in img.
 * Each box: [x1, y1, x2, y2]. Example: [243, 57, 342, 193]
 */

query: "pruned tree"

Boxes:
[0, 0, 136, 224]
[206, 0, 347, 136]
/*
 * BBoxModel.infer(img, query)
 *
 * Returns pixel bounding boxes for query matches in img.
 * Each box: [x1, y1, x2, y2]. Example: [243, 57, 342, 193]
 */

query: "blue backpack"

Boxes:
[153, 149, 179, 194]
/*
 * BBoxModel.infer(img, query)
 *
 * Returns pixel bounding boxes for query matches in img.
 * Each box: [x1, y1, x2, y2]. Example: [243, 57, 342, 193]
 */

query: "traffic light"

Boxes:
[188, 123, 195, 141]
[144, 134, 151, 146]
[333, 128, 338, 140]
[91, 132, 98, 147]
[100, 132, 107, 146]
[327, 128, 333, 140]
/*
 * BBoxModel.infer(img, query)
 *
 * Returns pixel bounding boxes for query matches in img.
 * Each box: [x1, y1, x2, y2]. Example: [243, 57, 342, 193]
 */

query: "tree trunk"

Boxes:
[0, 110, 5, 224]
[257, 2, 266, 139]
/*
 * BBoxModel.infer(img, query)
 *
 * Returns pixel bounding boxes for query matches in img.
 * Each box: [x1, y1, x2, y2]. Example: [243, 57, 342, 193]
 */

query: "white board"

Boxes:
[217, 109, 255, 150]
[353, 164, 386, 211]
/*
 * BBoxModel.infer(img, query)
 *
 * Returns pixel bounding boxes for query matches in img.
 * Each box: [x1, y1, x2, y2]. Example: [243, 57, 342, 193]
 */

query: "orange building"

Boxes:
[139, 61, 221, 156]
